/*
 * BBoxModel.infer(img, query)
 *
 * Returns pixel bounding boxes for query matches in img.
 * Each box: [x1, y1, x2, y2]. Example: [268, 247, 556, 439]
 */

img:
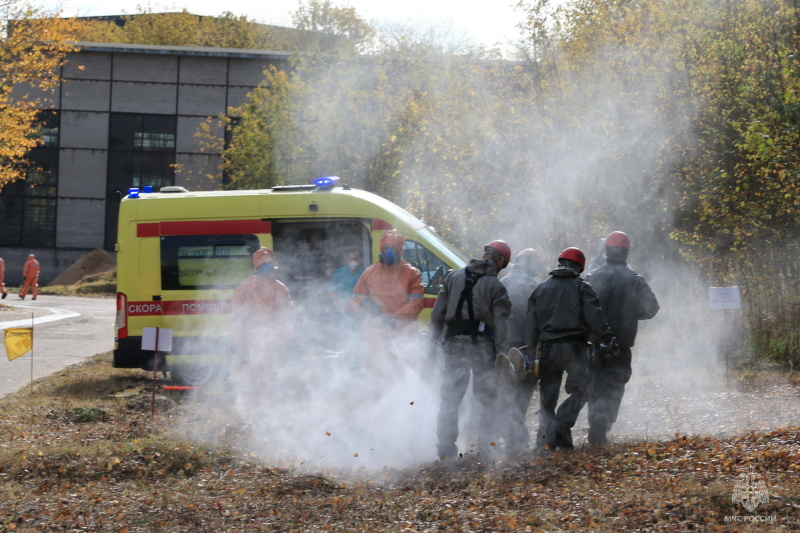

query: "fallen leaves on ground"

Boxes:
[0, 355, 797, 531]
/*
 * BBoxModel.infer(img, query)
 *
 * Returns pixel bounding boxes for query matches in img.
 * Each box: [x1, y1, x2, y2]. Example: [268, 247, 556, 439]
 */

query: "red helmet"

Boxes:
[558, 247, 586, 272]
[605, 231, 630, 249]
[515, 248, 541, 261]
[484, 240, 511, 268]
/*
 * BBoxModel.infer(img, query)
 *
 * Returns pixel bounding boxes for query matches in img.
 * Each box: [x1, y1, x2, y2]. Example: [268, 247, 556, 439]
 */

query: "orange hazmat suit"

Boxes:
[351, 231, 424, 384]
[230, 248, 294, 373]
[0, 257, 7, 299]
[352, 231, 424, 320]
[20, 254, 40, 300]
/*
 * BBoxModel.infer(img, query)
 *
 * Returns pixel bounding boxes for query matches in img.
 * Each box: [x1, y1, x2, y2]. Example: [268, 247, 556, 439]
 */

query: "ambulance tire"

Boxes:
[170, 363, 232, 386]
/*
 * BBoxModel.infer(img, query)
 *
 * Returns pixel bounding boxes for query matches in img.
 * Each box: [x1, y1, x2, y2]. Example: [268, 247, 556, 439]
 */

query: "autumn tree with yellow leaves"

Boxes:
[0, 2, 80, 189]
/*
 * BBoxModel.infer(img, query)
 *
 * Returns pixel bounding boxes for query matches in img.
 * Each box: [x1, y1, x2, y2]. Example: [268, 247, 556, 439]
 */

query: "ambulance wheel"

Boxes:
[170, 364, 230, 386]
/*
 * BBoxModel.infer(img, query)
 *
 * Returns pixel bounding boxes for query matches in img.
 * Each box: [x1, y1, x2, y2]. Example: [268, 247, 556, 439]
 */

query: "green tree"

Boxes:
[291, 0, 375, 54]
[210, 0, 800, 363]
[514, 0, 800, 362]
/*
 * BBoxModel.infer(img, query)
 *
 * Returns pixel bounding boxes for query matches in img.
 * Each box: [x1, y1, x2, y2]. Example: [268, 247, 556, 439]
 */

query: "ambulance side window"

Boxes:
[403, 241, 447, 295]
[161, 234, 260, 290]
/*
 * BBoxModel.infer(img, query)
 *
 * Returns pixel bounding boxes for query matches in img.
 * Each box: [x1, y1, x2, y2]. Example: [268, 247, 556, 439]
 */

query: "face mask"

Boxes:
[255, 262, 274, 276]
[379, 248, 397, 265]
[349, 261, 360, 270]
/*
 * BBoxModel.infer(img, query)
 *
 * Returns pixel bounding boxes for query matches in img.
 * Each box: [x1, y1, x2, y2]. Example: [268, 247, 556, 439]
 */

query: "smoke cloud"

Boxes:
[175, 32, 797, 475]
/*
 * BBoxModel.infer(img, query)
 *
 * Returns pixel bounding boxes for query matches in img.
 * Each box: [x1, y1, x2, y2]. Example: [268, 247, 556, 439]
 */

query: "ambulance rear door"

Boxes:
[156, 219, 270, 381]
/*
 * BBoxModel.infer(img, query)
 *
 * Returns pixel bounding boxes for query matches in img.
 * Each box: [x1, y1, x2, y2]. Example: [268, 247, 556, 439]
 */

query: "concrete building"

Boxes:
[0, 41, 290, 285]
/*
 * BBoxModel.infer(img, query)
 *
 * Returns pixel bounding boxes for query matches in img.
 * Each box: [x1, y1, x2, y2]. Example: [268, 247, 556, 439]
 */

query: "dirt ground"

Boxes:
[49, 249, 116, 286]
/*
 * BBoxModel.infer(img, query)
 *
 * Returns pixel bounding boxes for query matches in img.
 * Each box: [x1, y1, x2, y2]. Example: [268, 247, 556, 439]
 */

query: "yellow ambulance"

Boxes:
[114, 177, 467, 384]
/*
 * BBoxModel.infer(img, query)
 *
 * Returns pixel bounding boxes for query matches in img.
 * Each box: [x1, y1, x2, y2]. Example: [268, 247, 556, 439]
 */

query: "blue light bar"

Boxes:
[142, 185, 153, 193]
[313, 176, 341, 188]
[128, 187, 140, 199]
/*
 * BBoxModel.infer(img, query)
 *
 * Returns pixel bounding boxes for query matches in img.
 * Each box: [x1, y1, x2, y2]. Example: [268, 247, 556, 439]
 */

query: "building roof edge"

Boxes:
[74, 41, 293, 60]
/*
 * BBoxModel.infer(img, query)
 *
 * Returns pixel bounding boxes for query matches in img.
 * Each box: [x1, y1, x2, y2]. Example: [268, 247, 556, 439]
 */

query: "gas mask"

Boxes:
[255, 262, 275, 276]
[379, 247, 398, 265]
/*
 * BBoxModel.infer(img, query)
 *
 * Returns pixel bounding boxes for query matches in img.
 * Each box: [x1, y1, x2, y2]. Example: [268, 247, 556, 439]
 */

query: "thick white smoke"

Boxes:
[176, 36, 798, 472]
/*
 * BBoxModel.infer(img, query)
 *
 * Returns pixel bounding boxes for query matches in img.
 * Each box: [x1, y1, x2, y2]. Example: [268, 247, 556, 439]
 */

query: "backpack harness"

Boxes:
[444, 271, 492, 343]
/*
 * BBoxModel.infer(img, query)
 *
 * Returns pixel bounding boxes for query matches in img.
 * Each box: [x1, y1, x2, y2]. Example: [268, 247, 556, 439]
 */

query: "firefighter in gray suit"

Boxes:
[584, 231, 659, 446]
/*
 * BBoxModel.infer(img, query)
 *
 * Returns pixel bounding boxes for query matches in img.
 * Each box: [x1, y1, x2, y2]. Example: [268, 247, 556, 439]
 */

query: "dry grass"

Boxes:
[38, 268, 117, 297]
[0, 353, 798, 531]
[3, 268, 116, 300]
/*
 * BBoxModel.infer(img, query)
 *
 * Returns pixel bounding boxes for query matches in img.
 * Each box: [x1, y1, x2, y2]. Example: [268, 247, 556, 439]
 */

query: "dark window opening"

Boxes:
[403, 240, 448, 295]
[0, 111, 59, 247]
[106, 113, 177, 250]
[270, 219, 370, 299]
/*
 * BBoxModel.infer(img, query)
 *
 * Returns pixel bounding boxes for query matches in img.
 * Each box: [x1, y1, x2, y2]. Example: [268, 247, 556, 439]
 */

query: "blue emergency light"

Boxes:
[128, 188, 140, 198]
[142, 185, 153, 193]
[313, 176, 340, 189]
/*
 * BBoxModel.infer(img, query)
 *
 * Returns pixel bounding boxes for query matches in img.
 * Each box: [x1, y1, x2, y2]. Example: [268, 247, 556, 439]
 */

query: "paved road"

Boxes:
[0, 295, 115, 398]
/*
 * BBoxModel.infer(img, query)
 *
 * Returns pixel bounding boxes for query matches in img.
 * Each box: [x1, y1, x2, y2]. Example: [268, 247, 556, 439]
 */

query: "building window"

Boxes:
[109, 114, 176, 152]
[105, 113, 177, 250]
[134, 131, 175, 150]
[0, 111, 59, 247]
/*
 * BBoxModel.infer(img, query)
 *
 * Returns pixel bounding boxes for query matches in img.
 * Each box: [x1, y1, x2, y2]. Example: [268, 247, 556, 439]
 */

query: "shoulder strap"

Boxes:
[456, 271, 484, 321]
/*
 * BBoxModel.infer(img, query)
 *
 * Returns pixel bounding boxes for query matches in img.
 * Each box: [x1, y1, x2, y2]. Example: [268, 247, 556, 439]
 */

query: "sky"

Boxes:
[49, 0, 526, 49]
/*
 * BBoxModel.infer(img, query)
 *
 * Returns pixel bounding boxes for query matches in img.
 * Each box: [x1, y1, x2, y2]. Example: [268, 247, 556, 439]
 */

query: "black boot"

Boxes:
[554, 427, 574, 450]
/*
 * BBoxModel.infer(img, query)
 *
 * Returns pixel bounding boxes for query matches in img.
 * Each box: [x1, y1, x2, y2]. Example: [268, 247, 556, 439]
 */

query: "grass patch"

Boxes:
[58, 406, 110, 423]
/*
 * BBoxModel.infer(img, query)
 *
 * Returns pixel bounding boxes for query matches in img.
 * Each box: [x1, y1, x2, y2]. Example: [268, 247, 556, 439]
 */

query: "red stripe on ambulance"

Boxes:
[127, 300, 232, 316]
[137, 220, 271, 237]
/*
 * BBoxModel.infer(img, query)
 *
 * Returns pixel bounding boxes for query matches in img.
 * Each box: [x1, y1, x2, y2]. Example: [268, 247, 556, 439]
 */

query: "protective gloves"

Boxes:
[597, 336, 620, 359]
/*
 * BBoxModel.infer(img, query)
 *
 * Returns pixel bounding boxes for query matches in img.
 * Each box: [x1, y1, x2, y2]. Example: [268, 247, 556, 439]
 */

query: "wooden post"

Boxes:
[151, 327, 160, 415]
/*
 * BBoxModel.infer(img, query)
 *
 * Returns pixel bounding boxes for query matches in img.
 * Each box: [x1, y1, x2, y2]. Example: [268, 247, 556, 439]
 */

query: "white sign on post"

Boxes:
[141, 327, 173, 352]
[709, 286, 741, 310]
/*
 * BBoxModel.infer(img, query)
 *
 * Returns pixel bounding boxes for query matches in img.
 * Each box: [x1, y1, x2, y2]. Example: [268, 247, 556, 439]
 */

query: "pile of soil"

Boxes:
[50, 249, 116, 286]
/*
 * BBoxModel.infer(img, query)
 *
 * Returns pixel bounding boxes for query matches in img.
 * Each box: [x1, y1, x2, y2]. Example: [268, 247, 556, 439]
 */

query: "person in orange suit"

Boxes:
[0, 257, 7, 299]
[230, 247, 295, 377]
[19, 254, 40, 300]
[352, 230, 424, 385]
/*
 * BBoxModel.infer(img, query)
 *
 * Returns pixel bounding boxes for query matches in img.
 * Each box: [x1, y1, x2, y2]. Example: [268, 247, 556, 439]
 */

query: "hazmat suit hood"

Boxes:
[466, 257, 500, 277]
[379, 231, 405, 265]
[252, 247, 277, 269]
[379, 230, 405, 251]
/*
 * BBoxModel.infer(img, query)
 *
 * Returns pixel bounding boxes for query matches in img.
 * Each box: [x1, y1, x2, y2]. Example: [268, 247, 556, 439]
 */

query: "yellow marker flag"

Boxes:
[5, 328, 33, 361]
